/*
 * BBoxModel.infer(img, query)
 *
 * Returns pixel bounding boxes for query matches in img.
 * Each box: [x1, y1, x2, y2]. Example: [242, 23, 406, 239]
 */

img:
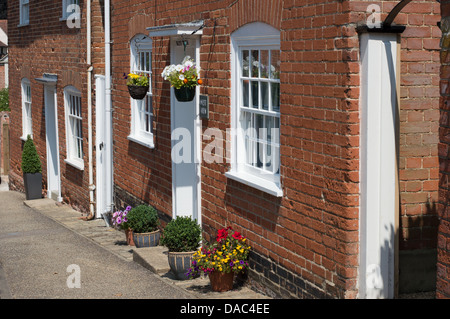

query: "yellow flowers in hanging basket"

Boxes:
[124, 72, 149, 87]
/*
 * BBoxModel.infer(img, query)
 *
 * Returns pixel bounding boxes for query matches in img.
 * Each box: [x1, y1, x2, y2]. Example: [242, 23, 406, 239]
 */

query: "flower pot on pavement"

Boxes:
[168, 251, 197, 280]
[23, 172, 42, 200]
[208, 271, 235, 292]
[133, 229, 161, 248]
[125, 228, 135, 246]
[160, 216, 202, 280]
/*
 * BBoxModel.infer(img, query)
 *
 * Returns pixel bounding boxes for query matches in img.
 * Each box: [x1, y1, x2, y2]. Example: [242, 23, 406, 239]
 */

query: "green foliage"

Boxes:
[161, 216, 202, 252]
[125, 72, 149, 87]
[21, 135, 42, 174]
[127, 205, 159, 233]
[0, 88, 9, 112]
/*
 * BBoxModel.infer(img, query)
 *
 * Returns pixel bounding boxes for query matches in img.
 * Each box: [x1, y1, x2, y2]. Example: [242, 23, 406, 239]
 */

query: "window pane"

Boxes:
[270, 50, 281, 80]
[242, 50, 249, 77]
[242, 80, 249, 107]
[256, 114, 264, 169]
[271, 82, 280, 112]
[146, 52, 151, 72]
[260, 50, 269, 79]
[140, 52, 145, 72]
[261, 82, 269, 110]
[251, 81, 259, 109]
[251, 50, 259, 78]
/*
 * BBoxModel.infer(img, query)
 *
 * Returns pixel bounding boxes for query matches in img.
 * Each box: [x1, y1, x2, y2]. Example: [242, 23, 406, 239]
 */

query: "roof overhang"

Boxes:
[35, 73, 58, 84]
[147, 20, 204, 37]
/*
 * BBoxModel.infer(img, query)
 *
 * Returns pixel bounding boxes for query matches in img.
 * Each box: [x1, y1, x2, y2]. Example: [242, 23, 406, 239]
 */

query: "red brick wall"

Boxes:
[439, 0, 450, 300]
[7, 0, 442, 298]
[8, 0, 104, 213]
[111, 0, 360, 298]
[110, 0, 441, 298]
[0, 64, 5, 89]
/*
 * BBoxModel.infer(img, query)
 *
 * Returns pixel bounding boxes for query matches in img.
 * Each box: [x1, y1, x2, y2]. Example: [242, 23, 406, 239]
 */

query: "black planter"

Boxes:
[174, 87, 196, 102]
[128, 85, 149, 100]
[23, 172, 42, 200]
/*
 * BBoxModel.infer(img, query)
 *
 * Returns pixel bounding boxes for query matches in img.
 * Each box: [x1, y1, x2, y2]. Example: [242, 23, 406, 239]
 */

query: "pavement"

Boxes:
[1, 186, 269, 299]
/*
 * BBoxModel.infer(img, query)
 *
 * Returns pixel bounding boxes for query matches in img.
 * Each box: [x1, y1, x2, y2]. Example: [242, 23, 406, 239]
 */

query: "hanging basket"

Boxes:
[174, 87, 196, 102]
[128, 85, 149, 100]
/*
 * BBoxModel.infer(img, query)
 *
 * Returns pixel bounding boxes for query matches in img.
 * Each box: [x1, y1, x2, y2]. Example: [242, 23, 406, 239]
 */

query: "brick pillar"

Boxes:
[438, 1, 450, 299]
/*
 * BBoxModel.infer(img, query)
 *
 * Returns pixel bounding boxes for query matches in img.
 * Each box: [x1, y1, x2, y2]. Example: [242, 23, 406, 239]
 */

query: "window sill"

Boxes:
[225, 170, 283, 197]
[17, 23, 29, 28]
[127, 134, 155, 149]
[64, 158, 84, 171]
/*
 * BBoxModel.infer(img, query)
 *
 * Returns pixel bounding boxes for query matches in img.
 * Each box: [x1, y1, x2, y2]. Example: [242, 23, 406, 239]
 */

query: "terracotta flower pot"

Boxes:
[125, 228, 135, 246]
[208, 271, 235, 292]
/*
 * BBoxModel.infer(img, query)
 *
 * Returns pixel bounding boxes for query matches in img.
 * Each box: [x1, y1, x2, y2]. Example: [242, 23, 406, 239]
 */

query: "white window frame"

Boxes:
[227, 22, 282, 197]
[21, 78, 32, 140]
[127, 34, 154, 148]
[61, 0, 80, 20]
[64, 86, 84, 170]
[19, 0, 30, 26]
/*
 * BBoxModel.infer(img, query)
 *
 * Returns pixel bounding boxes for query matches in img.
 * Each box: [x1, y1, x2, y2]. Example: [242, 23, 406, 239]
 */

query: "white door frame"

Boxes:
[170, 36, 202, 224]
[359, 32, 400, 299]
[44, 83, 62, 202]
[95, 75, 106, 219]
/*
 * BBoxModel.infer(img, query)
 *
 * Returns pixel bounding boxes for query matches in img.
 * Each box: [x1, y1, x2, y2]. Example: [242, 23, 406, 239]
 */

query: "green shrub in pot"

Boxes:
[161, 216, 202, 280]
[127, 205, 160, 247]
[161, 216, 202, 252]
[21, 135, 42, 200]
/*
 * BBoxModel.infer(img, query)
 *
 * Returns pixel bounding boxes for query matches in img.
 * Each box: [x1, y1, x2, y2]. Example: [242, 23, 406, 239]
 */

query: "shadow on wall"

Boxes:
[399, 200, 438, 295]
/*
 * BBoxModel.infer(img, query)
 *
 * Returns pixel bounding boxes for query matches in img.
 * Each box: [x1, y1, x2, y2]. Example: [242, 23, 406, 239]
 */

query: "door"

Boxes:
[170, 37, 201, 222]
[44, 84, 62, 202]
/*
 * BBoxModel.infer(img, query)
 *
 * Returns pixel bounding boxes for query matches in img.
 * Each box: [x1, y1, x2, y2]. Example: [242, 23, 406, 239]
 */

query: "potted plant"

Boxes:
[187, 226, 251, 292]
[21, 135, 42, 200]
[161, 56, 202, 102]
[112, 206, 134, 246]
[124, 72, 149, 100]
[127, 205, 160, 248]
[160, 216, 202, 280]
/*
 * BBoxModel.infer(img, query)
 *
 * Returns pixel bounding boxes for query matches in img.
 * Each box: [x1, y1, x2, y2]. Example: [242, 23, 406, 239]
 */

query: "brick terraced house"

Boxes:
[7, 0, 450, 298]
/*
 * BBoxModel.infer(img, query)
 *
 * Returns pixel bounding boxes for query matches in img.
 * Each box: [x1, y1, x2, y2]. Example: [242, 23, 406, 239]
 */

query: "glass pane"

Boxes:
[270, 50, 281, 80]
[251, 81, 259, 109]
[273, 146, 280, 174]
[271, 82, 280, 112]
[260, 50, 269, 79]
[261, 82, 269, 110]
[242, 50, 249, 77]
[251, 50, 259, 78]
[242, 80, 249, 107]
[140, 52, 145, 72]
[146, 52, 151, 72]
[266, 116, 273, 143]
[256, 114, 264, 168]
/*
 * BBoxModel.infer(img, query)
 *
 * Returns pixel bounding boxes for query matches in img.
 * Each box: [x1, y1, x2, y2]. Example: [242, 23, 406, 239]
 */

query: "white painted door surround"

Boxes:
[359, 32, 400, 299]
